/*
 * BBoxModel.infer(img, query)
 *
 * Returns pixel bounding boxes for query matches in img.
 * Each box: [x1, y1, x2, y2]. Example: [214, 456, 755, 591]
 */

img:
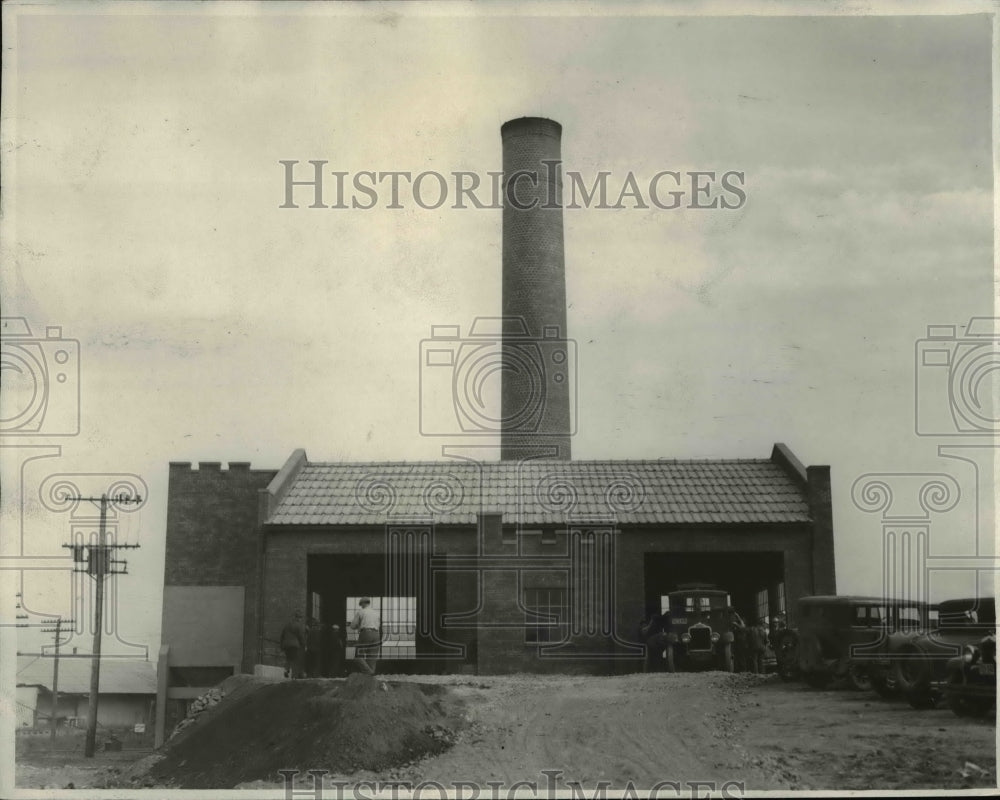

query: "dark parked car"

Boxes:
[943, 632, 996, 717]
[663, 586, 736, 672]
[788, 595, 933, 690]
[892, 597, 996, 709]
[848, 601, 937, 697]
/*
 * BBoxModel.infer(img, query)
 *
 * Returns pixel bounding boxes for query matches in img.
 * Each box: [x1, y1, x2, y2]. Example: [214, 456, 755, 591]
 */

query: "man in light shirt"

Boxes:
[350, 597, 381, 676]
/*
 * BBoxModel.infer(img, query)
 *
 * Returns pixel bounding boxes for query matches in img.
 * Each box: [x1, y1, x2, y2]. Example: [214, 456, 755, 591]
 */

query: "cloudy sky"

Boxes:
[1, 4, 995, 660]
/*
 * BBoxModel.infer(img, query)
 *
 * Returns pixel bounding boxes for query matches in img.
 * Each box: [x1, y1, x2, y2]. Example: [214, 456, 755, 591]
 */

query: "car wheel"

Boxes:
[871, 675, 898, 699]
[776, 633, 799, 682]
[847, 663, 874, 692]
[893, 648, 930, 695]
[721, 643, 734, 673]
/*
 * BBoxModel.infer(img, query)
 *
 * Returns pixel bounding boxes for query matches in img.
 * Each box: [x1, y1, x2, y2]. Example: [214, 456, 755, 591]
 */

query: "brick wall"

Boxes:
[161, 460, 827, 677]
[257, 519, 819, 675]
[807, 465, 837, 596]
[163, 461, 276, 673]
[258, 526, 482, 672]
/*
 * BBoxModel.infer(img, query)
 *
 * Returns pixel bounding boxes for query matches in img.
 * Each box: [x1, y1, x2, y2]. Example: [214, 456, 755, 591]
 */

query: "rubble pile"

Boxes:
[169, 686, 225, 740]
[142, 675, 465, 788]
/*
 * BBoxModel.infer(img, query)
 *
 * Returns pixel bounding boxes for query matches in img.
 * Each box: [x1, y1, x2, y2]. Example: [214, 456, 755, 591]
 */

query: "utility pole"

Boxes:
[40, 616, 75, 742]
[61, 492, 141, 758]
[15, 594, 73, 735]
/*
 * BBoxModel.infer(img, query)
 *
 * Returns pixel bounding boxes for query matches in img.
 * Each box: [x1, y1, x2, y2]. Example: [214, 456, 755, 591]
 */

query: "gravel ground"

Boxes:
[16, 671, 997, 793]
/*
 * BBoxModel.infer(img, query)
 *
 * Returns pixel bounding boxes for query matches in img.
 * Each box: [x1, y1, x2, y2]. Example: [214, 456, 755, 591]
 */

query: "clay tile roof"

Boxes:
[267, 459, 810, 527]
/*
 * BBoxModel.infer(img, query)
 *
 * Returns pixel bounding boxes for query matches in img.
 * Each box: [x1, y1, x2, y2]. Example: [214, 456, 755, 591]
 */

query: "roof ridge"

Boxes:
[305, 457, 776, 467]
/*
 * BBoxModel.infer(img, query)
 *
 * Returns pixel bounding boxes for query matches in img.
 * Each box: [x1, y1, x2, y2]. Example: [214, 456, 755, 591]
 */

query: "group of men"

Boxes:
[640, 606, 781, 674]
[279, 598, 381, 679]
[729, 610, 773, 674]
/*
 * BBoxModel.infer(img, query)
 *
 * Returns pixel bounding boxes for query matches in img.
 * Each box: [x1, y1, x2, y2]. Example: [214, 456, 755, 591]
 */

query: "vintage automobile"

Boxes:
[943, 632, 996, 717]
[891, 597, 996, 709]
[790, 595, 933, 690]
[848, 600, 937, 697]
[663, 585, 736, 672]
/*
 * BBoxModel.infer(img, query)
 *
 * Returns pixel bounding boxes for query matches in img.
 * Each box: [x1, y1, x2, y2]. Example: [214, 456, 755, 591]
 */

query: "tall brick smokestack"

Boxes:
[500, 117, 572, 461]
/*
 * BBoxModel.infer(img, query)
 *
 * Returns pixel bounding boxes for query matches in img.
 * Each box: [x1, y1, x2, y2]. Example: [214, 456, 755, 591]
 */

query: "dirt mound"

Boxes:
[144, 675, 464, 788]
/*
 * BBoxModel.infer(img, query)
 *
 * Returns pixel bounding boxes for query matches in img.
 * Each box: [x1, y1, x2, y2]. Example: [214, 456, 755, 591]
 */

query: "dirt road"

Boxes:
[16, 672, 996, 793]
[394, 673, 769, 791]
[370, 672, 995, 793]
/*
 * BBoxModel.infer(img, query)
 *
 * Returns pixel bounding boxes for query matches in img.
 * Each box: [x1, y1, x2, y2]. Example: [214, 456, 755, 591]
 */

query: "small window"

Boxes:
[524, 588, 568, 644]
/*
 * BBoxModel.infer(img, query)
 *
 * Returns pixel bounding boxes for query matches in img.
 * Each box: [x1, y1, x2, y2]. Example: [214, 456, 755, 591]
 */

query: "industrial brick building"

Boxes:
[156, 118, 836, 743]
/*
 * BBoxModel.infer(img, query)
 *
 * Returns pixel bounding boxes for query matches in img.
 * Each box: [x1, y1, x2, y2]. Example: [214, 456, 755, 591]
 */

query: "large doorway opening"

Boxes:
[642, 551, 786, 624]
[306, 554, 450, 673]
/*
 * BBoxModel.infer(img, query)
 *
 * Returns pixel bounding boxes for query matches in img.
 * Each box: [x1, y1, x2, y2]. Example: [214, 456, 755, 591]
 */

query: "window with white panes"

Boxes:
[756, 589, 769, 624]
[524, 588, 568, 644]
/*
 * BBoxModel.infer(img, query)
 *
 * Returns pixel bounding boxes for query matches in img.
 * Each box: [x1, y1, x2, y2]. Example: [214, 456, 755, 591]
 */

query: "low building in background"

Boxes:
[15, 656, 156, 732]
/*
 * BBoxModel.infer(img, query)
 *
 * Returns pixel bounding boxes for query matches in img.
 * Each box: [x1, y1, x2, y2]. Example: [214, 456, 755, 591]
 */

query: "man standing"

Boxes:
[305, 617, 323, 678]
[640, 611, 669, 672]
[322, 623, 345, 677]
[279, 610, 306, 679]
[349, 597, 381, 676]
[728, 606, 748, 672]
[750, 618, 769, 674]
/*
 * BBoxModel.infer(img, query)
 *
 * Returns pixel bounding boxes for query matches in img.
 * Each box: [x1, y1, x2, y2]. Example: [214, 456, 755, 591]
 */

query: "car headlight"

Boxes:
[710, 632, 720, 643]
[681, 633, 691, 643]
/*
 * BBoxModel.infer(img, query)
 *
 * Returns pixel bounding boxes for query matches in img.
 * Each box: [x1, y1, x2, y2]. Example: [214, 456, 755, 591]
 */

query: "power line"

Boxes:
[40, 616, 75, 741]
[16, 655, 42, 676]
[59, 492, 141, 758]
